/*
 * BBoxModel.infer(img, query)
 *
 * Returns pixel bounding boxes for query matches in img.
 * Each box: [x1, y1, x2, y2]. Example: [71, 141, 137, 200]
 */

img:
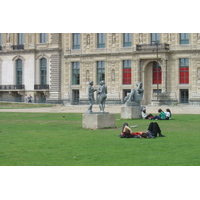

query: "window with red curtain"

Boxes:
[179, 58, 189, 84]
[123, 60, 131, 84]
[153, 62, 162, 84]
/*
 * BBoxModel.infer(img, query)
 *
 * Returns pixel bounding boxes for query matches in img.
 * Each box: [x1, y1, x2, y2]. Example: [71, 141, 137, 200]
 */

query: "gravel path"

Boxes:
[0, 104, 200, 114]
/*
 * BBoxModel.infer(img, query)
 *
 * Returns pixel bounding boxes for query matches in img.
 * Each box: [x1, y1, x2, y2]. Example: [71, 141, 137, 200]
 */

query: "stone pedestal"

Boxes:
[82, 113, 116, 129]
[121, 106, 141, 119]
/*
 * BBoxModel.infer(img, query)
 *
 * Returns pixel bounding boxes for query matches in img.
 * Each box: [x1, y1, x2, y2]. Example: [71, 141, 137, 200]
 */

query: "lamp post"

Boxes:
[66, 49, 72, 103]
[155, 41, 159, 101]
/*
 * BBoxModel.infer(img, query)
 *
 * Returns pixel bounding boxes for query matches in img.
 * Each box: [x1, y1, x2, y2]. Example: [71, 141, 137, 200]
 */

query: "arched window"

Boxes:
[40, 58, 47, 85]
[16, 59, 22, 85]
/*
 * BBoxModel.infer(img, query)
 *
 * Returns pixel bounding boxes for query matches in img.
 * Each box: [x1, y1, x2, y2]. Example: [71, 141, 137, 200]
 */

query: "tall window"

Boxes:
[72, 90, 79, 104]
[97, 33, 105, 48]
[72, 33, 80, 49]
[180, 89, 189, 103]
[18, 33, 24, 44]
[151, 33, 160, 43]
[40, 58, 47, 85]
[40, 33, 47, 43]
[123, 60, 131, 84]
[153, 61, 162, 84]
[123, 33, 132, 47]
[72, 62, 80, 85]
[16, 59, 22, 85]
[97, 61, 105, 84]
[180, 33, 189, 44]
[179, 58, 189, 84]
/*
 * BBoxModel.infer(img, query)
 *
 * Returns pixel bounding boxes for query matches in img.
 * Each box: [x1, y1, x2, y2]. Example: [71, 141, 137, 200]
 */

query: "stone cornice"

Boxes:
[0, 48, 62, 55]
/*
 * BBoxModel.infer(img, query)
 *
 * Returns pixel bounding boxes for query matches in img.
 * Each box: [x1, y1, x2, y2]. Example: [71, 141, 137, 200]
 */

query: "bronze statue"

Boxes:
[124, 82, 144, 106]
[87, 81, 96, 113]
[97, 80, 107, 112]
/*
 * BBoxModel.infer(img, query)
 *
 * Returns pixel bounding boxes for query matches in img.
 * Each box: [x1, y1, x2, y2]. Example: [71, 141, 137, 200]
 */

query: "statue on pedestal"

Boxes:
[97, 80, 107, 112]
[124, 82, 144, 106]
[86, 81, 96, 113]
[83, 80, 115, 129]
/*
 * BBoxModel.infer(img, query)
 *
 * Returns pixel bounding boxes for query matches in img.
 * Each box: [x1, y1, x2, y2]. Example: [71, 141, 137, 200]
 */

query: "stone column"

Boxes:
[133, 59, 140, 83]
[161, 58, 167, 93]
[173, 58, 179, 91]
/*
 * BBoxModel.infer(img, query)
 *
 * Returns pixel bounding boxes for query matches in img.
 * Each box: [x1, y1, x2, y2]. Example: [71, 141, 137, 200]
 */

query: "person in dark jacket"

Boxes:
[148, 122, 165, 137]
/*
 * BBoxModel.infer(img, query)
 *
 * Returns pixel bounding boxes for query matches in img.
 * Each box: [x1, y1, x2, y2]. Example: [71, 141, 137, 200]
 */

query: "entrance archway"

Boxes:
[143, 60, 162, 105]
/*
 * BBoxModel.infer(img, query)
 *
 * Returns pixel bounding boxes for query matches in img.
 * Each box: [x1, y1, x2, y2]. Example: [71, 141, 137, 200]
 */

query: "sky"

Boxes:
[2, 0, 199, 33]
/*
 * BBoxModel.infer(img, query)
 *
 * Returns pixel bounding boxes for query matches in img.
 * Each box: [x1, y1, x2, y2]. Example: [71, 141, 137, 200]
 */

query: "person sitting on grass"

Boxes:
[165, 108, 171, 120]
[141, 107, 153, 119]
[151, 109, 166, 120]
[119, 123, 155, 138]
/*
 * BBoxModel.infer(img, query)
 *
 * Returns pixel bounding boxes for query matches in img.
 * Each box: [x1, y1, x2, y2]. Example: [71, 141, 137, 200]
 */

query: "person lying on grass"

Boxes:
[119, 122, 155, 138]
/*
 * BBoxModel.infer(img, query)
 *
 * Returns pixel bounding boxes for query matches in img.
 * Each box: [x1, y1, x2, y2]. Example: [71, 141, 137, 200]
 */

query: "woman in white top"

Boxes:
[165, 109, 171, 120]
[141, 107, 153, 119]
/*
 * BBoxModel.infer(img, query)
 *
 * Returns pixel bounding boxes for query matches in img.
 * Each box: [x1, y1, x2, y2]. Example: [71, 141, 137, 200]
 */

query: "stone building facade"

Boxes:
[1, 33, 200, 105]
[0, 33, 61, 102]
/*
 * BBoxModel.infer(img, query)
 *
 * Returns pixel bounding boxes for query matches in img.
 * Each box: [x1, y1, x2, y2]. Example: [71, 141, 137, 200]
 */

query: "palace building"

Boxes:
[0, 33, 200, 105]
[0, 33, 61, 103]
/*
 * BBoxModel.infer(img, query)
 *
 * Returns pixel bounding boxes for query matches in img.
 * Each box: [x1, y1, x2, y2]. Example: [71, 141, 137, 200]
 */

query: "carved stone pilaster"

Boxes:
[50, 54, 61, 98]
[133, 59, 141, 83]
[161, 58, 167, 93]
[167, 33, 171, 44]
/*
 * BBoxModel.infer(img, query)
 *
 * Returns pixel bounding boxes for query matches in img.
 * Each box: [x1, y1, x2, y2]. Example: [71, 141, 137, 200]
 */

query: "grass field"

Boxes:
[0, 102, 54, 109]
[0, 112, 200, 166]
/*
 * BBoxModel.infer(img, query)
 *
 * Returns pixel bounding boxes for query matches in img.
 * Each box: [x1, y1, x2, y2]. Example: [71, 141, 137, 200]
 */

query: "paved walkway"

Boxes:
[0, 104, 199, 114]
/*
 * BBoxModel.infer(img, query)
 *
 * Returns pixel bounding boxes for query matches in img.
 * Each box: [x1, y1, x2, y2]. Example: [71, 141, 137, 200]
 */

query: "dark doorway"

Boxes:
[180, 89, 189, 103]
[72, 90, 79, 105]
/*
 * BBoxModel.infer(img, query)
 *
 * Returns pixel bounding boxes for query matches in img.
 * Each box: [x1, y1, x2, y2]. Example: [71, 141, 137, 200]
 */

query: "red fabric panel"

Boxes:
[180, 67, 189, 84]
[123, 69, 131, 84]
[153, 68, 162, 84]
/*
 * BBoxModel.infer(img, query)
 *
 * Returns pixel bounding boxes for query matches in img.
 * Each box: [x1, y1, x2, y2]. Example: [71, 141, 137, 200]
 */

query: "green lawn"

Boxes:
[0, 112, 200, 166]
[0, 102, 54, 109]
